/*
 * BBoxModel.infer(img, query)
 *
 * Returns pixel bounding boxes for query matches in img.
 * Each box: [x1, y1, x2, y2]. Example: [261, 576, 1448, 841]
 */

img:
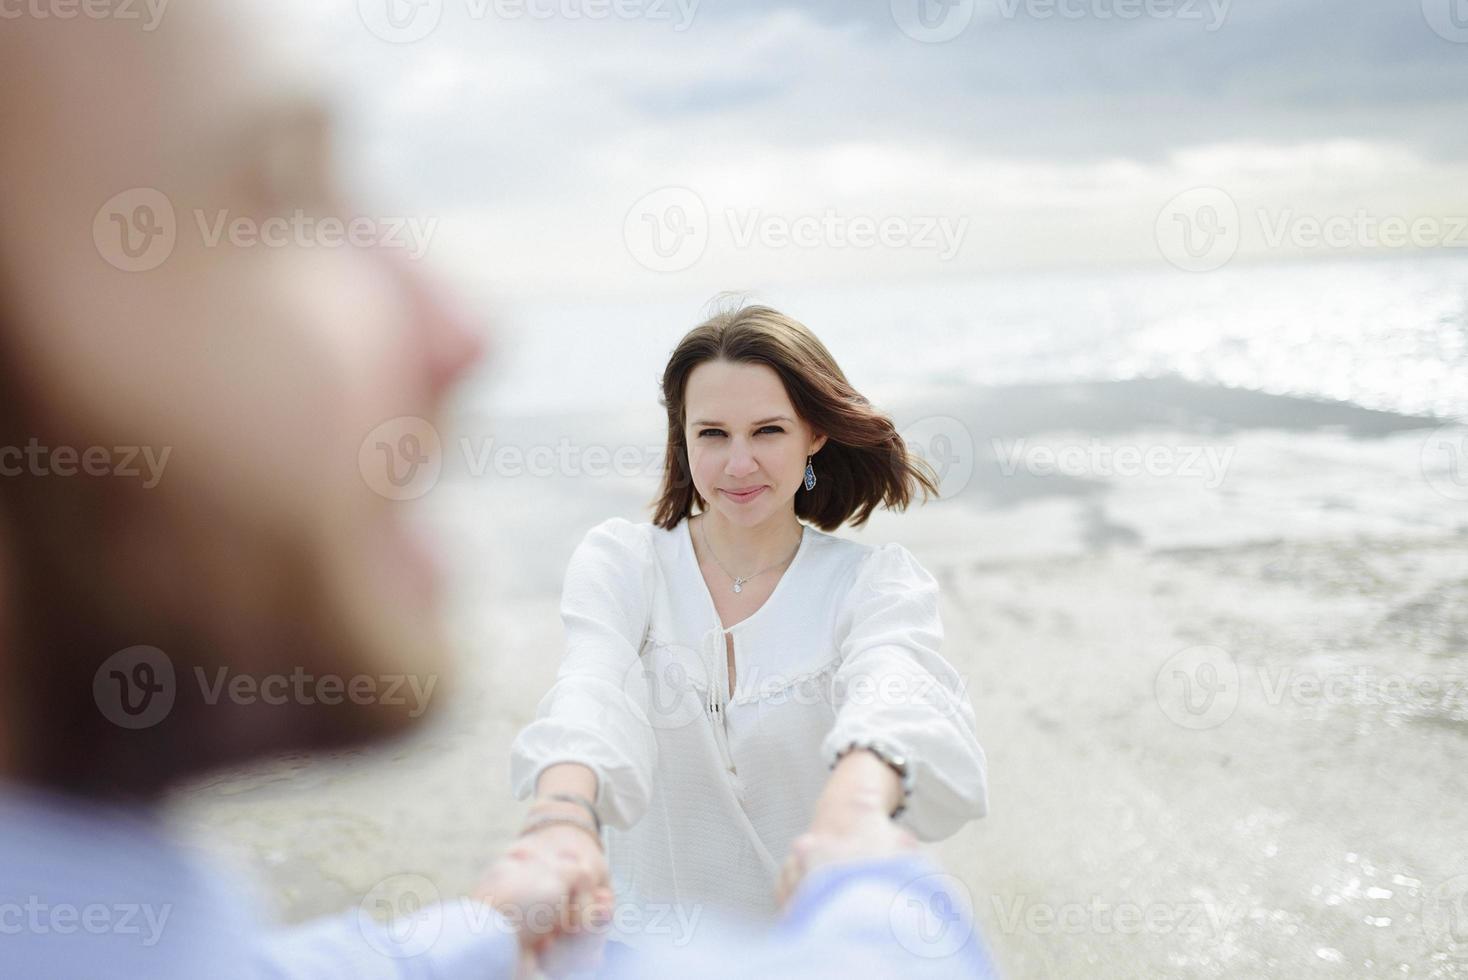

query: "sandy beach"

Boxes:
[166, 378, 1468, 978]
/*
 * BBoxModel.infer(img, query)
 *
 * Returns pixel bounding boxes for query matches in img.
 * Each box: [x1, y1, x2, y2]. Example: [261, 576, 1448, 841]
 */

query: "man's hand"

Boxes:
[473, 805, 614, 978]
[773, 798, 921, 910]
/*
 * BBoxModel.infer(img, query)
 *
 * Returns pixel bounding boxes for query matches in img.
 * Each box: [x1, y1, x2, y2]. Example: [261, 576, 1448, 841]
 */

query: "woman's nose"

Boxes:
[725, 444, 758, 474]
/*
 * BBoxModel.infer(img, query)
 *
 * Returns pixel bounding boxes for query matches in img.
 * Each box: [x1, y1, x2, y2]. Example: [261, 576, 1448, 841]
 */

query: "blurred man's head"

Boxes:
[0, 5, 484, 800]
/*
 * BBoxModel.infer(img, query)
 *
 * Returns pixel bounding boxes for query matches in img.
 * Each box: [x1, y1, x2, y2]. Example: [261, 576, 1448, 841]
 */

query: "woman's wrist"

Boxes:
[517, 811, 604, 850]
[821, 746, 906, 819]
[811, 791, 895, 831]
[530, 790, 601, 833]
[533, 762, 599, 805]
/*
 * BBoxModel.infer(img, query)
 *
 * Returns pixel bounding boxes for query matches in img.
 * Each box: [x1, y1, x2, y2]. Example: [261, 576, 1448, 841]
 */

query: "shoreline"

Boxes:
[167, 376, 1468, 978]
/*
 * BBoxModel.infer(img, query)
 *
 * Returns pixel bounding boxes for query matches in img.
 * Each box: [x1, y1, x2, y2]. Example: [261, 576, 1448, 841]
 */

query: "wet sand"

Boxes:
[167, 378, 1468, 978]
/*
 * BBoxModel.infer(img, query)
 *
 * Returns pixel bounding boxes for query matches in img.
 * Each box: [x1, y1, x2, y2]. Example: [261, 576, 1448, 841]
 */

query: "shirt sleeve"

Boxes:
[253, 899, 520, 979]
[820, 543, 989, 841]
[595, 854, 997, 979]
[508, 516, 659, 829]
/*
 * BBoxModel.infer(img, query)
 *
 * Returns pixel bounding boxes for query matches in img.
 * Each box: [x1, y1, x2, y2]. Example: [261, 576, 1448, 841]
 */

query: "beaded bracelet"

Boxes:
[831, 739, 914, 821]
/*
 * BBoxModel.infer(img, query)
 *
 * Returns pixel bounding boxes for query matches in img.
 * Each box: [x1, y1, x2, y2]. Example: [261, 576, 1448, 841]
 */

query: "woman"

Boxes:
[508, 303, 988, 949]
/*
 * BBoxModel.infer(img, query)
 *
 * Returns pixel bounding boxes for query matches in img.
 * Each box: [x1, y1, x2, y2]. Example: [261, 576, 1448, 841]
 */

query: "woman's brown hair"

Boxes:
[651, 302, 940, 532]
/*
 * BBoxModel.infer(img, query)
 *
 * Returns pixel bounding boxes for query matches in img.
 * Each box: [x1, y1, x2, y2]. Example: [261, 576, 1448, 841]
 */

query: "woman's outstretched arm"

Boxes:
[509, 517, 661, 830]
[817, 542, 989, 842]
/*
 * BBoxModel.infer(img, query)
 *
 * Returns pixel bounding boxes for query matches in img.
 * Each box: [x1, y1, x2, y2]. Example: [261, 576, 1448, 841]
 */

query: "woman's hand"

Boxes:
[473, 801, 614, 977]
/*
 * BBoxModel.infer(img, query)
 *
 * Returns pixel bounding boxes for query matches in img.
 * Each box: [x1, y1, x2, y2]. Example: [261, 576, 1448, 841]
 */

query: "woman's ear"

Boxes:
[811, 433, 828, 455]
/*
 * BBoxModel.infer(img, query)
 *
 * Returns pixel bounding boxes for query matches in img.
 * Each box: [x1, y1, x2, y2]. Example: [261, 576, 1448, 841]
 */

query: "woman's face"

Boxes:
[683, 359, 826, 529]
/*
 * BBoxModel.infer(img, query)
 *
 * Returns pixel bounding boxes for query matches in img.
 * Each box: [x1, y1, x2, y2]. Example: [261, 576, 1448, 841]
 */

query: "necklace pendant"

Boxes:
[732, 578, 744, 593]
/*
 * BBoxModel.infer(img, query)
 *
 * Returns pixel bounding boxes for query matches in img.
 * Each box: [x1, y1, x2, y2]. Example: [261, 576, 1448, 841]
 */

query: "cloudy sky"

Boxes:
[270, 0, 1468, 304]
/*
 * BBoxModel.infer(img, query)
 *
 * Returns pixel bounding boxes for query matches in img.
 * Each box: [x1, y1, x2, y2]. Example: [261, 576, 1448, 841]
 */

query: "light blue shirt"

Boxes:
[0, 782, 994, 978]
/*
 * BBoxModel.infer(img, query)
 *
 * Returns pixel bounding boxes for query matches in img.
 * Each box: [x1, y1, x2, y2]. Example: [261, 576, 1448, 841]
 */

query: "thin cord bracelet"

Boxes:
[517, 813, 604, 851]
[536, 791, 602, 834]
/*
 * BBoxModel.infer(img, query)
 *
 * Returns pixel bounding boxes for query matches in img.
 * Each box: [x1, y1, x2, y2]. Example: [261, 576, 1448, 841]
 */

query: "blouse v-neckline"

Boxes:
[684, 515, 812, 633]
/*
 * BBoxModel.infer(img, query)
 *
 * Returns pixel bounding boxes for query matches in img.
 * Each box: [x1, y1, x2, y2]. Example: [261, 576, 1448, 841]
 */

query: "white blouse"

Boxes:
[508, 515, 988, 940]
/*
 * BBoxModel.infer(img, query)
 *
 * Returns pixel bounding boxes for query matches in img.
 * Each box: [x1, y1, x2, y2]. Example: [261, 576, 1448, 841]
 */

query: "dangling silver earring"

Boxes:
[803, 454, 817, 491]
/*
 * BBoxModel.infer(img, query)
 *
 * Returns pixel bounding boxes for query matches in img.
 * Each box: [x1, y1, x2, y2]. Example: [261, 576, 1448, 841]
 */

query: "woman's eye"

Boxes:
[697, 427, 783, 438]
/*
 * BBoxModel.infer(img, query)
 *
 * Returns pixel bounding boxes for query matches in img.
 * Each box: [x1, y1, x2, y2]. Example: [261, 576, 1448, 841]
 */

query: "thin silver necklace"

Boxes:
[699, 517, 803, 593]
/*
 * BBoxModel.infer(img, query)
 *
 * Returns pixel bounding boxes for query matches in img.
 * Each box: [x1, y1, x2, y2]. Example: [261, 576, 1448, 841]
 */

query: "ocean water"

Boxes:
[470, 253, 1468, 422]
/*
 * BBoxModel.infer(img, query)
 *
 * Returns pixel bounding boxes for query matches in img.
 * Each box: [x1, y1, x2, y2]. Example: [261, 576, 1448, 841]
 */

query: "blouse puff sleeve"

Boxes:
[508, 517, 659, 830]
[820, 542, 989, 842]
